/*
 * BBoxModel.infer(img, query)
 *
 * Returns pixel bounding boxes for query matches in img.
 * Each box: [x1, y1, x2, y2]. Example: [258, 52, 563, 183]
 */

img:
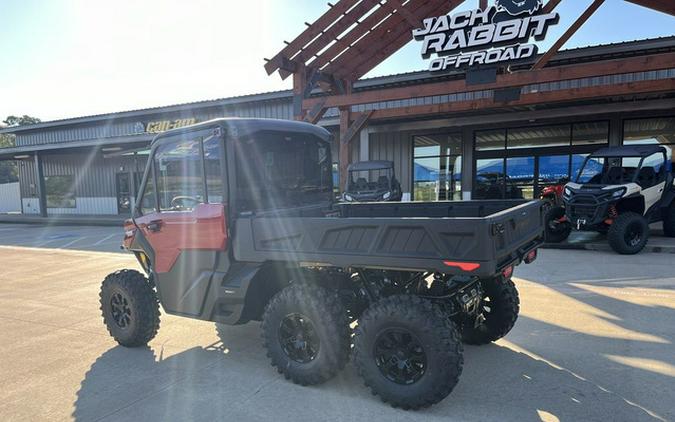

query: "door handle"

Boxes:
[146, 220, 163, 232]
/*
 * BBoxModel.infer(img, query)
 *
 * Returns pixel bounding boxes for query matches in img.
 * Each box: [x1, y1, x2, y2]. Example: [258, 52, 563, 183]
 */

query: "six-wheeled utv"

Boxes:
[563, 145, 675, 254]
[100, 118, 544, 409]
[342, 160, 402, 202]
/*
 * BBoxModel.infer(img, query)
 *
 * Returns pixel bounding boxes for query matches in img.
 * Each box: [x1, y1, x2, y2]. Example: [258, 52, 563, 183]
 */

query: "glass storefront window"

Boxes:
[475, 158, 504, 199]
[623, 117, 675, 160]
[475, 130, 505, 151]
[507, 124, 570, 149]
[506, 156, 534, 199]
[573, 121, 609, 145]
[539, 155, 570, 186]
[413, 134, 462, 201]
[571, 154, 589, 182]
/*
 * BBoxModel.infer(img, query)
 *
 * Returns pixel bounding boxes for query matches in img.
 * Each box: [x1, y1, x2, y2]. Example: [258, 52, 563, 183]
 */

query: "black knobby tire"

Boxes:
[663, 203, 675, 238]
[462, 277, 520, 345]
[608, 212, 649, 254]
[100, 269, 160, 347]
[353, 295, 463, 410]
[261, 284, 350, 386]
[544, 206, 572, 243]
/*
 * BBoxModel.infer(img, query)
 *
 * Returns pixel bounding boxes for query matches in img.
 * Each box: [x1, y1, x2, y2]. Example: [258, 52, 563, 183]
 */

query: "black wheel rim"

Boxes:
[110, 292, 132, 329]
[278, 313, 320, 364]
[374, 328, 427, 385]
[625, 222, 643, 247]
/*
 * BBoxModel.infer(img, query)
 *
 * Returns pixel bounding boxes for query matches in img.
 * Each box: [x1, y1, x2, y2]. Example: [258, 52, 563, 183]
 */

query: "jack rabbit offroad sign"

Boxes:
[413, 0, 559, 72]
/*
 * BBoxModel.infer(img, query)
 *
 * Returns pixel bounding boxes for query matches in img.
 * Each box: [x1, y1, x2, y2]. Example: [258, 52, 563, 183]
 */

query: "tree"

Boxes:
[3, 115, 41, 127]
[0, 114, 41, 183]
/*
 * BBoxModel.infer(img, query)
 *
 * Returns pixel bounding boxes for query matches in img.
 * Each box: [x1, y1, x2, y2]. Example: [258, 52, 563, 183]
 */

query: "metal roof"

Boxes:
[591, 145, 668, 157]
[1, 36, 673, 136]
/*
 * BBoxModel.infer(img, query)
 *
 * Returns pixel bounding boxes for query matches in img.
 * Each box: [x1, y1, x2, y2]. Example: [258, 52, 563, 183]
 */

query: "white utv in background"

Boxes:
[563, 145, 675, 254]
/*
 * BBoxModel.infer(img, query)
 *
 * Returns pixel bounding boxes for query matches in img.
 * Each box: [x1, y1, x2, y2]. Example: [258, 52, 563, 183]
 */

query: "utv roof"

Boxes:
[347, 161, 395, 171]
[151, 117, 331, 144]
[590, 145, 667, 157]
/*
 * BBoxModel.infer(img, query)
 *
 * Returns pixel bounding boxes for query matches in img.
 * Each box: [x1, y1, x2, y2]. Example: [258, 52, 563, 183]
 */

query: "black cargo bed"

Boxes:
[232, 200, 545, 278]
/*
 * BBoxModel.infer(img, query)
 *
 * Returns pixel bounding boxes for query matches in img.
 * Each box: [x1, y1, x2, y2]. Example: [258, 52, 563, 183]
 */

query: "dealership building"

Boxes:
[0, 1, 674, 218]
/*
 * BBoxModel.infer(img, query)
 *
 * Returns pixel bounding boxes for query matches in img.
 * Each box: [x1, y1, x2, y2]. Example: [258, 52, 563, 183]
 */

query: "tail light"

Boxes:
[502, 265, 514, 279]
[524, 249, 537, 264]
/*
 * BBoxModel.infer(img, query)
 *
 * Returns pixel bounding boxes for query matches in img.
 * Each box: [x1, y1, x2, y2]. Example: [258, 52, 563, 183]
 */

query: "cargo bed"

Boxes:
[233, 199, 545, 278]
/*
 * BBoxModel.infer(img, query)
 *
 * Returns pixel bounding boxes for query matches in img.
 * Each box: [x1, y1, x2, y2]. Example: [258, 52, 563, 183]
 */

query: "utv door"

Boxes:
[134, 128, 228, 317]
[638, 152, 668, 213]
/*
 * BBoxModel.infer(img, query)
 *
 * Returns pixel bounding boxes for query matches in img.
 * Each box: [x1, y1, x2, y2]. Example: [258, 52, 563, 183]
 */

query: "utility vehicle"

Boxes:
[100, 118, 544, 410]
[563, 145, 675, 254]
[342, 160, 402, 202]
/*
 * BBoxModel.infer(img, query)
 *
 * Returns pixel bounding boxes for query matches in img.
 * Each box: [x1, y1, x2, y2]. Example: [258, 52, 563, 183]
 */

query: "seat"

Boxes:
[377, 176, 389, 189]
[356, 177, 368, 191]
[605, 167, 623, 184]
[637, 167, 657, 188]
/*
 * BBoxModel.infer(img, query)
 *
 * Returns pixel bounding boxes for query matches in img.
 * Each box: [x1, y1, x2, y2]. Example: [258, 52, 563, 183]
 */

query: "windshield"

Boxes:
[347, 168, 393, 193]
[576, 156, 642, 184]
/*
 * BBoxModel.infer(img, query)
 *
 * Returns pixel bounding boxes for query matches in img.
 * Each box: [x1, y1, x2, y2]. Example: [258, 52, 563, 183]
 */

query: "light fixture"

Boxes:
[13, 154, 30, 159]
[101, 147, 122, 152]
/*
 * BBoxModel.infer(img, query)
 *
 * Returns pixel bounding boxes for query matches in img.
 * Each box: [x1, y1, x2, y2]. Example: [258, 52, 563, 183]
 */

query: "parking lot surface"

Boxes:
[1, 240, 674, 421]
[0, 224, 122, 253]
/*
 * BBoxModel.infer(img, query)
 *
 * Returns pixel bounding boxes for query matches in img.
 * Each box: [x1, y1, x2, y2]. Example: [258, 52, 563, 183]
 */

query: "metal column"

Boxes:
[33, 153, 47, 217]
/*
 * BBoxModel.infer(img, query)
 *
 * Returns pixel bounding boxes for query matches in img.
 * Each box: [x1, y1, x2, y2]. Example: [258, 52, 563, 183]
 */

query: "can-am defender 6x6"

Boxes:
[100, 118, 544, 410]
[342, 160, 402, 202]
[563, 145, 675, 254]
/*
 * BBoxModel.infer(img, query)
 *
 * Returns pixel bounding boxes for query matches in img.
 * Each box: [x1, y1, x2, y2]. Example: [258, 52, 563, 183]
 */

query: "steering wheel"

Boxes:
[170, 196, 200, 210]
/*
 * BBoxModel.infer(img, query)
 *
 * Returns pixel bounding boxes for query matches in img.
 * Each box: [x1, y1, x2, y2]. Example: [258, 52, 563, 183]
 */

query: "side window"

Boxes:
[140, 165, 156, 215]
[639, 153, 665, 188]
[154, 136, 204, 211]
[203, 136, 224, 203]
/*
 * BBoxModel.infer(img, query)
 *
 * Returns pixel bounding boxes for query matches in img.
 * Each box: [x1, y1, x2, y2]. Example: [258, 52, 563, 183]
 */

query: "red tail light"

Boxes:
[524, 249, 537, 264]
[502, 265, 514, 279]
[443, 261, 480, 272]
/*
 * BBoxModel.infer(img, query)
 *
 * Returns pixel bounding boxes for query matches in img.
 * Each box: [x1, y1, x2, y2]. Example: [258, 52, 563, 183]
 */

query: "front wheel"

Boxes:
[353, 295, 463, 410]
[100, 269, 160, 347]
[261, 284, 350, 386]
[608, 212, 649, 254]
[544, 206, 572, 243]
[462, 276, 520, 345]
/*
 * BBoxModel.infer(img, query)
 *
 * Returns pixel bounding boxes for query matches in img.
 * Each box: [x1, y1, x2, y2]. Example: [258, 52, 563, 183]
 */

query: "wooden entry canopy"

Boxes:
[265, 0, 675, 190]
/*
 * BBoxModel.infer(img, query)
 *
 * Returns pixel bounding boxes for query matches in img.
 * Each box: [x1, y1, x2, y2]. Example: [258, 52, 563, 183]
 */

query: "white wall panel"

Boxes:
[0, 182, 21, 213]
[47, 197, 118, 215]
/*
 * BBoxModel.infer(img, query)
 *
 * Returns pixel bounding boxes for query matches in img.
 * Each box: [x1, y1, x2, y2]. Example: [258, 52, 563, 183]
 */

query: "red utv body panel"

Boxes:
[134, 203, 227, 273]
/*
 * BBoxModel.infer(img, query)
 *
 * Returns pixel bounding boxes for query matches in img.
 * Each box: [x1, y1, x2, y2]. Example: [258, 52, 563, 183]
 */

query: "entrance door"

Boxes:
[134, 129, 227, 316]
[116, 172, 132, 214]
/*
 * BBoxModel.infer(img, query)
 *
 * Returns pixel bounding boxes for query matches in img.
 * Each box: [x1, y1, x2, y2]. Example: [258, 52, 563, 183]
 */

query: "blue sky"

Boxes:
[0, 0, 673, 121]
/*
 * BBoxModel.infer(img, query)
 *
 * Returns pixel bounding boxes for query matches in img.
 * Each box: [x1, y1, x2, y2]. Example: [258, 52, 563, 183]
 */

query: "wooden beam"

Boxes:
[292, 65, 307, 121]
[303, 98, 329, 124]
[365, 78, 675, 120]
[289, 0, 381, 66]
[338, 108, 351, 192]
[304, 52, 675, 110]
[328, 0, 454, 79]
[625, 0, 675, 16]
[533, 0, 606, 70]
[264, 0, 359, 75]
[543, 0, 562, 13]
[341, 109, 373, 145]
[382, 0, 421, 27]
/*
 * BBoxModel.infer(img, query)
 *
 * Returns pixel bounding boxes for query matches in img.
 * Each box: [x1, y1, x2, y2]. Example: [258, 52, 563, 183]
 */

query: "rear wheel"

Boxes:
[261, 284, 350, 386]
[544, 206, 572, 243]
[100, 270, 160, 347]
[353, 295, 463, 410]
[663, 203, 675, 237]
[608, 212, 649, 254]
[462, 276, 520, 345]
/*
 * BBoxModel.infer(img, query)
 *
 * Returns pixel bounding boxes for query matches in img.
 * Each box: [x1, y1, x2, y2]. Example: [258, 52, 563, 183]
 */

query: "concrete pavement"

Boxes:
[0, 246, 673, 421]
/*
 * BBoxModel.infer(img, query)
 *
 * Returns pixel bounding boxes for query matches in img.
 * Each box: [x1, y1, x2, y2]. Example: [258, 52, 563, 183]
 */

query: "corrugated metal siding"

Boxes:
[18, 153, 145, 199]
[15, 99, 294, 147]
[368, 131, 413, 193]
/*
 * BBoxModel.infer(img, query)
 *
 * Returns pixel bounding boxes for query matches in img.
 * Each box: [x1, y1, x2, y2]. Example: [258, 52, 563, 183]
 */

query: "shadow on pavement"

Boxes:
[72, 327, 665, 422]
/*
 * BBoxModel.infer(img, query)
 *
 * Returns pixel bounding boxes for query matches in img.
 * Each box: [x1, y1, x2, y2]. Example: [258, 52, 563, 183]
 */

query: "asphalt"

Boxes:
[0, 243, 673, 422]
[0, 224, 123, 253]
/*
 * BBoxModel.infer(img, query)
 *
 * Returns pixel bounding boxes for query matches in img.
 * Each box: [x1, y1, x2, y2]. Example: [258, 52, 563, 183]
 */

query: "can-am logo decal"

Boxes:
[413, 0, 559, 72]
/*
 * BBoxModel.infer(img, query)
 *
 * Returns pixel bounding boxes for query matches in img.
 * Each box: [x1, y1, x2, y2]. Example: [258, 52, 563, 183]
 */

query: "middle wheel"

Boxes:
[261, 283, 351, 386]
[353, 295, 464, 410]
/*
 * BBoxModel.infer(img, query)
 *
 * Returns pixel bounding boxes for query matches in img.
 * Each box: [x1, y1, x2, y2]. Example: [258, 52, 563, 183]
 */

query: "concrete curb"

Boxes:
[542, 240, 675, 254]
